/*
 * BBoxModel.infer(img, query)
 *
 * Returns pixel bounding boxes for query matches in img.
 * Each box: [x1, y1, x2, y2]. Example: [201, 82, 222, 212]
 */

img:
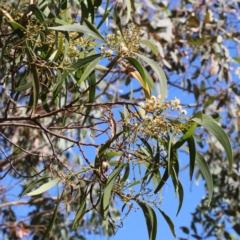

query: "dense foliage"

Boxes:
[0, 0, 238, 239]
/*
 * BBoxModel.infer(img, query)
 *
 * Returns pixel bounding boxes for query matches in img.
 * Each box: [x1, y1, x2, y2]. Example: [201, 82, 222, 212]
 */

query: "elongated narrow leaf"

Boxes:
[187, 136, 196, 180]
[79, 56, 101, 85]
[101, 164, 124, 218]
[176, 180, 184, 216]
[125, 57, 146, 85]
[15, 81, 32, 92]
[42, 193, 62, 240]
[25, 47, 40, 114]
[82, 71, 96, 125]
[97, 1, 113, 29]
[133, 52, 167, 104]
[125, 0, 131, 24]
[139, 39, 159, 56]
[112, 5, 123, 37]
[124, 180, 141, 189]
[137, 202, 158, 240]
[49, 25, 104, 42]
[84, 18, 104, 41]
[26, 178, 60, 196]
[19, 176, 50, 199]
[193, 114, 233, 172]
[72, 187, 89, 228]
[49, 34, 63, 62]
[8, 21, 26, 31]
[122, 62, 150, 99]
[196, 151, 213, 206]
[157, 208, 176, 238]
[154, 166, 169, 194]
[97, 131, 123, 158]
[174, 123, 197, 149]
[120, 163, 130, 183]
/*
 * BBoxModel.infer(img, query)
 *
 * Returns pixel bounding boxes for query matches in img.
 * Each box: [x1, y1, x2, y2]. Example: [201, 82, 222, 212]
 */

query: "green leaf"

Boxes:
[120, 163, 130, 183]
[133, 52, 167, 104]
[187, 136, 196, 180]
[157, 208, 176, 238]
[15, 81, 32, 92]
[176, 180, 184, 216]
[139, 39, 159, 56]
[174, 123, 197, 149]
[125, 180, 141, 189]
[87, 0, 94, 23]
[125, 0, 131, 24]
[106, 151, 122, 159]
[154, 166, 169, 194]
[195, 151, 213, 206]
[137, 202, 158, 240]
[19, 176, 50, 199]
[79, 56, 101, 85]
[82, 71, 96, 125]
[193, 114, 233, 172]
[26, 178, 60, 196]
[112, 5, 123, 37]
[49, 34, 63, 62]
[80, 1, 89, 24]
[125, 57, 147, 86]
[97, 1, 113, 29]
[84, 18, 104, 41]
[49, 25, 105, 42]
[101, 164, 124, 218]
[25, 46, 40, 114]
[72, 187, 89, 228]
[42, 193, 62, 240]
[97, 131, 123, 159]
[8, 21, 26, 31]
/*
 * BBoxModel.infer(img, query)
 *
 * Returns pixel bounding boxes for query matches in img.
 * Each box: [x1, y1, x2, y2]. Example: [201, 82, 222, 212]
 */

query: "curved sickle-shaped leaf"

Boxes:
[122, 61, 151, 99]
[49, 25, 105, 42]
[133, 52, 167, 104]
[84, 18, 103, 41]
[26, 178, 60, 196]
[154, 166, 169, 194]
[101, 164, 124, 218]
[112, 5, 123, 37]
[157, 208, 176, 238]
[19, 176, 50, 199]
[196, 151, 213, 206]
[125, 0, 131, 24]
[139, 39, 159, 56]
[187, 136, 196, 180]
[176, 180, 184, 216]
[193, 113, 233, 172]
[25, 47, 40, 114]
[120, 163, 130, 183]
[174, 123, 197, 149]
[137, 201, 158, 240]
[42, 193, 62, 240]
[79, 56, 101, 85]
[72, 187, 89, 229]
[82, 71, 96, 125]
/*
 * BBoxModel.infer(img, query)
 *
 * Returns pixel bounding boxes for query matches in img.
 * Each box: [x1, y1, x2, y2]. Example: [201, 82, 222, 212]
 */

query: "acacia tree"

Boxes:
[0, 0, 236, 239]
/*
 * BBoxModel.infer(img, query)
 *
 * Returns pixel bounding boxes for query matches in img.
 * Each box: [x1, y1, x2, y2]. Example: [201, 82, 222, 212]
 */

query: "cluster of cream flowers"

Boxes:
[139, 96, 187, 115]
[127, 96, 188, 138]
[100, 24, 141, 60]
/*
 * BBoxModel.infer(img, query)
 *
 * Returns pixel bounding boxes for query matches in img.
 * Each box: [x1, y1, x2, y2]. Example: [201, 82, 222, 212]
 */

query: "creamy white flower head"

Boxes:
[139, 102, 145, 108]
[181, 109, 187, 115]
[107, 49, 113, 55]
[176, 105, 182, 111]
[157, 95, 161, 100]
[174, 97, 180, 106]
[150, 96, 157, 103]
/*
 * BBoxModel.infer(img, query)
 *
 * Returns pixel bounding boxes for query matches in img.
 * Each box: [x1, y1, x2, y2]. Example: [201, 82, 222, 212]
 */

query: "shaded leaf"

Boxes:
[133, 52, 167, 104]
[137, 201, 158, 240]
[139, 39, 159, 56]
[157, 208, 176, 238]
[49, 25, 105, 42]
[101, 164, 124, 218]
[26, 178, 60, 196]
